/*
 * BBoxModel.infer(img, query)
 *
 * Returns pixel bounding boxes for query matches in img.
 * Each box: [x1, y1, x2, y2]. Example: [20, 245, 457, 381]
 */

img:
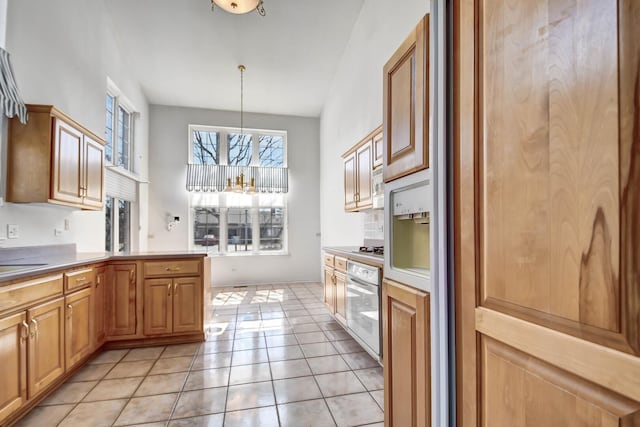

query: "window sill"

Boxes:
[106, 164, 148, 183]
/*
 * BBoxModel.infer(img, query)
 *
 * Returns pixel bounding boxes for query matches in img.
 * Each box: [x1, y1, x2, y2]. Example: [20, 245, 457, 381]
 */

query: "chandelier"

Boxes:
[210, 0, 266, 16]
[224, 65, 256, 194]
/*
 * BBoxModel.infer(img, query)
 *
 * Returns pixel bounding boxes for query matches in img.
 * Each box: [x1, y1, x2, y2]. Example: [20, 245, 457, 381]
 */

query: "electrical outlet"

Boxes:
[64, 219, 70, 231]
[54, 228, 63, 236]
[7, 224, 19, 239]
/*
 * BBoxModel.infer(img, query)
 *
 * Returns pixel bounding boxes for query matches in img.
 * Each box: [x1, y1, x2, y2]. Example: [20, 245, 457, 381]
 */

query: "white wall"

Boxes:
[319, 0, 428, 247]
[0, 0, 149, 252]
[148, 105, 321, 286]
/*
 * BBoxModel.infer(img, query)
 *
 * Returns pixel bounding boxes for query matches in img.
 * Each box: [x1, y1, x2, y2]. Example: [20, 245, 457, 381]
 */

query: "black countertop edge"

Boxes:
[322, 246, 384, 267]
[0, 251, 209, 284]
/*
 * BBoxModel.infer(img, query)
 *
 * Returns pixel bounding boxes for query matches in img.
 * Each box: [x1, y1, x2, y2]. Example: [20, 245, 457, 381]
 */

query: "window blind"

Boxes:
[186, 164, 288, 193]
[105, 168, 137, 202]
[0, 47, 27, 123]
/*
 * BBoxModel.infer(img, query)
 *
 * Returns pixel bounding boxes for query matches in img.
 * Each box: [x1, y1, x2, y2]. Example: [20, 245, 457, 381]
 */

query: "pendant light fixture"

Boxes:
[210, 0, 266, 16]
[225, 64, 256, 194]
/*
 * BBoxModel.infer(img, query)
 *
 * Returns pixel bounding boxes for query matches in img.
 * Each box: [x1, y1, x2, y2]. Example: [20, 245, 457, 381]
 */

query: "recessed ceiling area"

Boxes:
[104, 0, 365, 117]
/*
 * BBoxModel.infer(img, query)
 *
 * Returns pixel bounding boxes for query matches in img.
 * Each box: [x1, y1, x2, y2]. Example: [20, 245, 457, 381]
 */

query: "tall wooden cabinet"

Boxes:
[383, 15, 429, 183]
[382, 279, 430, 427]
[7, 105, 105, 210]
[455, 0, 640, 425]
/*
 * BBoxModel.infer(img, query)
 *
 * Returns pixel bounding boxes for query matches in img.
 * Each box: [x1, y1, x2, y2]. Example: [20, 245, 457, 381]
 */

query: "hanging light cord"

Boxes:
[239, 64, 245, 135]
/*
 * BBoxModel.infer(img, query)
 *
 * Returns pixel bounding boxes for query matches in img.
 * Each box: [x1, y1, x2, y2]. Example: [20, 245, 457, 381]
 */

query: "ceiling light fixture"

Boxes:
[210, 0, 266, 16]
[224, 65, 256, 194]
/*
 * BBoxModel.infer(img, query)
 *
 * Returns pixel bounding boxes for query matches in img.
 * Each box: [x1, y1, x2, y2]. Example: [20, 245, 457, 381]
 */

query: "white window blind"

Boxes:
[105, 168, 137, 202]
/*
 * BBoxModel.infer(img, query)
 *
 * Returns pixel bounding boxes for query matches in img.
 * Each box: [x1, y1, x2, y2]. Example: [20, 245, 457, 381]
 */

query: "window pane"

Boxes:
[105, 196, 113, 252]
[227, 208, 253, 252]
[228, 133, 252, 166]
[105, 95, 114, 163]
[193, 207, 220, 253]
[192, 130, 219, 165]
[259, 135, 284, 167]
[118, 200, 130, 253]
[118, 107, 130, 169]
[259, 208, 284, 251]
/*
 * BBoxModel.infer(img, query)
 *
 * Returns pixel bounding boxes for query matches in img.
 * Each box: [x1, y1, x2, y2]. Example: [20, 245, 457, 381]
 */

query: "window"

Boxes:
[189, 125, 286, 167]
[105, 196, 131, 253]
[189, 125, 288, 256]
[105, 90, 135, 171]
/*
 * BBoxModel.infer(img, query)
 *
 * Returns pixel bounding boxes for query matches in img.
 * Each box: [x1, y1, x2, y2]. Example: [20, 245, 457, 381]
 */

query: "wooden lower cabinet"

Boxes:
[382, 279, 430, 427]
[65, 288, 93, 370]
[93, 267, 106, 348]
[173, 277, 202, 334]
[323, 266, 335, 315]
[334, 271, 347, 325]
[107, 263, 136, 336]
[143, 278, 172, 336]
[0, 312, 27, 423]
[27, 297, 65, 399]
[143, 277, 202, 336]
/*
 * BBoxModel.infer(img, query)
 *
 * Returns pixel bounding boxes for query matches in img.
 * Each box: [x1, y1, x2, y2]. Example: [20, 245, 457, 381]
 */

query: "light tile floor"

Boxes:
[16, 283, 384, 427]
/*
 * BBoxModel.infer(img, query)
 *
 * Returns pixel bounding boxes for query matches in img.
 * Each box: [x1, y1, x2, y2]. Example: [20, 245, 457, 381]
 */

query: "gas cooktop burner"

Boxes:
[358, 246, 384, 256]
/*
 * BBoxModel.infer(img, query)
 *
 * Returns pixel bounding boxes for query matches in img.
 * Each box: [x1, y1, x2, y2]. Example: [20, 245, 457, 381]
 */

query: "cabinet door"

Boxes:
[324, 266, 336, 314]
[27, 297, 65, 399]
[334, 271, 347, 326]
[83, 135, 104, 209]
[382, 279, 430, 427]
[0, 312, 27, 424]
[51, 118, 83, 205]
[373, 130, 384, 169]
[356, 141, 373, 209]
[173, 277, 202, 334]
[107, 264, 136, 336]
[65, 288, 93, 370]
[93, 267, 106, 348]
[143, 278, 173, 336]
[343, 152, 357, 211]
[455, 1, 640, 425]
[383, 15, 429, 183]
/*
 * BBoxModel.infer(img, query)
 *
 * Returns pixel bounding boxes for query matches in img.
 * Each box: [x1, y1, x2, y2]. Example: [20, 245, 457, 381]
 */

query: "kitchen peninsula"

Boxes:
[0, 244, 210, 425]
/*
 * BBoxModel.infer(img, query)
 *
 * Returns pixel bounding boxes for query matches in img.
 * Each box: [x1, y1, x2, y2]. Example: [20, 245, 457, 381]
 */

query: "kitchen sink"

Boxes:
[0, 264, 47, 273]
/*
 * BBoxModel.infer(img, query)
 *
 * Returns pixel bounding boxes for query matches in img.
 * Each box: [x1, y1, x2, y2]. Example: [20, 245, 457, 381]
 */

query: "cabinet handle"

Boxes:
[67, 304, 73, 318]
[165, 267, 181, 272]
[96, 277, 100, 287]
[21, 321, 29, 341]
[130, 270, 135, 282]
[30, 319, 39, 338]
[174, 283, 178, 295]
[77, 276, 86, 281]
[167, 283, 171, 296]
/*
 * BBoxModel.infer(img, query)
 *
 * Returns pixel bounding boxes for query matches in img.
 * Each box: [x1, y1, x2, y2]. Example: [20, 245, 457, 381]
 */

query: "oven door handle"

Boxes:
[347, 276, 379, 289]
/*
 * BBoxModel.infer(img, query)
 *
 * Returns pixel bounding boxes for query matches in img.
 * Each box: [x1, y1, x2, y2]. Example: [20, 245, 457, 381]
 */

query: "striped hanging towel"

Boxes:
[0, 47, 27, 124]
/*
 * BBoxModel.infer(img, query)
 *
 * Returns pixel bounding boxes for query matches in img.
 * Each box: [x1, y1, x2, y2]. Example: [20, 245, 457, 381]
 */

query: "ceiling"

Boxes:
[104, 0, 365, 117]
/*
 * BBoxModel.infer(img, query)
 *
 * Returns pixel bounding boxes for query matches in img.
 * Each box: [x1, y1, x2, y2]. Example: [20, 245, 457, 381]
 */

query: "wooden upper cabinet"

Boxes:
[344, 152, 357, 211]
[383, 15, 429, 183]
[372, 129, 384, 169]
[0, 312, 27, 424]
[356, 142, 373, 208]
[455, 0, 640, 425]
[106, 263, 136, 337]
[343, 126, 380, 212]
[7, 105, 105, 210]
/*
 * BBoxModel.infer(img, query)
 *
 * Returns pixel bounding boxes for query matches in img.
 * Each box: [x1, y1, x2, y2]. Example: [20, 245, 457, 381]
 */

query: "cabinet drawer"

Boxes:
[324, 254, 335, 267]
[0, 274, 63, 314]
[64, 268, 94, 292]
[335, 256, 347, 272]
[144, 259, 200, 277]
